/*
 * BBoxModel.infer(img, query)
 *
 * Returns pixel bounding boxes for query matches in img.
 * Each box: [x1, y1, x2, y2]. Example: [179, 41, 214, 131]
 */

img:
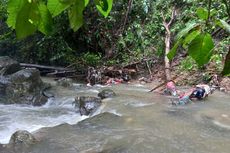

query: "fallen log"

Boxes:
[46, 70, 77, 77]
[20, 63, 72, 71]
[149, 82, 166, 92]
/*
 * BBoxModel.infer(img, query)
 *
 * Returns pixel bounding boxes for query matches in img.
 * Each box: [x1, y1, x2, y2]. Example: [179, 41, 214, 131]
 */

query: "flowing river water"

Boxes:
[0, 79, 230, 153]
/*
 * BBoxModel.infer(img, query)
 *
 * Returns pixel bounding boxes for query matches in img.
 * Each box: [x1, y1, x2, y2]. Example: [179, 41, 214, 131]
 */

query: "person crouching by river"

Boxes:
[164, 80, 177, 96]
[190, 84, 213, 100]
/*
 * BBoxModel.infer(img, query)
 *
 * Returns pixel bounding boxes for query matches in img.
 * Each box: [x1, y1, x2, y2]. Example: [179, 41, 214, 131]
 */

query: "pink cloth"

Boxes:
[166, 81, 176, 90]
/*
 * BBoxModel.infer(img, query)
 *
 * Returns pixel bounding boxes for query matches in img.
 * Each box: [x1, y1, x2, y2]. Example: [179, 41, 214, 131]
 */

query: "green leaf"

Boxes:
[217, 19, 230, 33]
[6, 0, 26, 28]
[182, 30, 201, 48]
[196, 7, 208, 20]
[222, 49, 230, 76]
[38, 2, 53, 35]
[84, 0, 89, 6]
[210, 9, 217, 17]
[94, 0, 113, 17]
[47, 0, 73, 17]
[68, 0, 85, 31]
[188, 33, 214, 67]
[167, 39, 182, 60]
[15, 1, 40, 39]
[176, 22, 199, 40]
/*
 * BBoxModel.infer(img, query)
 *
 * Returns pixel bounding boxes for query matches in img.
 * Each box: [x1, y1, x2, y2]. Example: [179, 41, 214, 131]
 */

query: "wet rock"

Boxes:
[1, 130, 38, 153]
[74, 96, 102, 116]
[0, 76, 10, 98]
[8, 130, 37, 147]
[25, 113, 125, 153]
[0, 68, 48, 106]
[121, 73, 131, 82]
[78, 112, 121, 127]
[57, 77, 73, 87]
[0, 56, 21, 75]
[98, 89, 116, 99]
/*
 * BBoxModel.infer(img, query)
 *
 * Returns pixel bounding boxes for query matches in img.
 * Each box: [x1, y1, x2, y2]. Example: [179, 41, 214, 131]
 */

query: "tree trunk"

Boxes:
[164, 32, 172, 81]
[162, 8, 176, 81]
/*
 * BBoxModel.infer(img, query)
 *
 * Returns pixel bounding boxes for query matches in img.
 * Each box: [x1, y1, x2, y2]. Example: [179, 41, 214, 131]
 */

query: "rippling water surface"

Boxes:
[0, 81, 230, 153]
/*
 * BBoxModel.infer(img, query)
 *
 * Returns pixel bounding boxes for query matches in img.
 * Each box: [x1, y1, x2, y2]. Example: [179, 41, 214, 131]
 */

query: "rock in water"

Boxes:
[0, 56, 21, 75]
[98, 89, 116, 99]
[57, 77, 73, 87]
[1, 130, 38, 153]
[74, 96, 102, 116]
[8, 130, 37, 146]
[0, 68, 48, 106]
[78, 112, 121, 127]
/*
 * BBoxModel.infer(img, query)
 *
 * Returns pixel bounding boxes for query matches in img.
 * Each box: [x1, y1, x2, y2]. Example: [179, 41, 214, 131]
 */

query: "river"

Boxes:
[0, 80, 230, 153]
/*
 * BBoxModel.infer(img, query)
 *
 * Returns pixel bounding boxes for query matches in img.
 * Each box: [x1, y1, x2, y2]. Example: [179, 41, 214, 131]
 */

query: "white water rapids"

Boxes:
[0, 80, 230, 153]
[0, 97, 88, 144]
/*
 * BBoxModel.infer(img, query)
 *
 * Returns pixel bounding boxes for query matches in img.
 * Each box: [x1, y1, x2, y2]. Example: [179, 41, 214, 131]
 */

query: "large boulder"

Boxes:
[0, 56, 21, 75]
[74, 96, 102, 116]
[98, 89, 116, 99]
[0, 68, 48, 106]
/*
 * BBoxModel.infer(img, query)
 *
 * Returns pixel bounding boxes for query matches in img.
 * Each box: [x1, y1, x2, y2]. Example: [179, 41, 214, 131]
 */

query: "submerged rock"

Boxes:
[26, 112, 125, 153]
[0, 130, 38, 153]
[0, 56, 21, 76]
[78, 112, 121, 127]
[74, 96, 102, 116]
[98, 89, 116, 99]
[8, 130, 37, 147]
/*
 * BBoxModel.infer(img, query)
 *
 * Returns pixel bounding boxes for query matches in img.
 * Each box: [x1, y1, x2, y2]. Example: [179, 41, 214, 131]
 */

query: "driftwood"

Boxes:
[20, 63, 71, 71]
[46, 70, 76, 77]
[149, 82, 166, 92]
[20, 63, 75, 77]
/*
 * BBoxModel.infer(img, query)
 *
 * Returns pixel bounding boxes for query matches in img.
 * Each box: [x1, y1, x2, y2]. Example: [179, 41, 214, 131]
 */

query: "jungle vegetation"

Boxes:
[0, 0, 229, 76]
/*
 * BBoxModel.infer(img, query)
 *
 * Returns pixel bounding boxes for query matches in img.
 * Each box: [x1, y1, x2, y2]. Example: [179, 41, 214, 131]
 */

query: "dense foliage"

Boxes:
[0, 0, 229, 75]
[168, 0, 230, 75]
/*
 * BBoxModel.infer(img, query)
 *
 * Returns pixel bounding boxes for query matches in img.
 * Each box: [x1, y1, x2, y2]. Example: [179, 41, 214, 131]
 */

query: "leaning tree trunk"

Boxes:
[162, 8, 176, 81]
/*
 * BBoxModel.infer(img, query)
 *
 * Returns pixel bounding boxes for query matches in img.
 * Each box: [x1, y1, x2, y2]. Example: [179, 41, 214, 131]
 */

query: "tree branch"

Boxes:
[121, 0, 133, 33]
[206, 0, 212, 26]
[167, 7, 176, 27]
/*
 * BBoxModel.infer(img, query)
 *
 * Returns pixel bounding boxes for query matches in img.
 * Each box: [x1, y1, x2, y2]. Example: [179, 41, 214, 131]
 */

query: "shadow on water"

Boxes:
[0, 83, 230, 153]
